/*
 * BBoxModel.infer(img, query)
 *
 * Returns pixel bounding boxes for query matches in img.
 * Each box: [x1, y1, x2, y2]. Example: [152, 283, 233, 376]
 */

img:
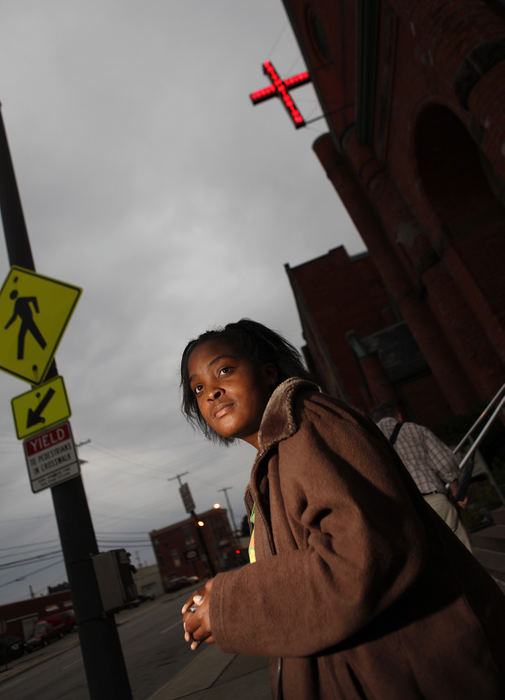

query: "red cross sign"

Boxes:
[250, 60, 311, 129]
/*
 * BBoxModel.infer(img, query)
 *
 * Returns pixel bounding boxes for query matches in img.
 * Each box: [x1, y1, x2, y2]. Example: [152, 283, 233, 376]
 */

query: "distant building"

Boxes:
[47, 581, 70, 594]
[149, 508, 236, 589]
[133, 564, 163, 599]
[286, 246, 453, 426]
[0, 590, 73, 640]
[280, 0, 505, 419]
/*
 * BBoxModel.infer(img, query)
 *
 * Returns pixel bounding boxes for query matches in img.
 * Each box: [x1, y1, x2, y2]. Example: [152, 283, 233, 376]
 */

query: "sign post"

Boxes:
[0, 106, 132, 699]
[179, 482, 196, 514]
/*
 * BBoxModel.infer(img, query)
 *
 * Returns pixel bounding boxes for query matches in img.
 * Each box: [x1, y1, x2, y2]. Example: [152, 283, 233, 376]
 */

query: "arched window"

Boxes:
[415, 104, 505, 318]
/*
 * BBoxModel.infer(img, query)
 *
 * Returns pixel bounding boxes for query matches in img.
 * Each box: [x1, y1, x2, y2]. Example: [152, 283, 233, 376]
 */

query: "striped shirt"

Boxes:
[377, 417, 459, 495]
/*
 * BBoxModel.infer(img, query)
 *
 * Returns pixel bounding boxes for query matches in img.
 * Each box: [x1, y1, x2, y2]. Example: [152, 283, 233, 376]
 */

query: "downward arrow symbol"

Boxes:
[26, 388, 56, 428]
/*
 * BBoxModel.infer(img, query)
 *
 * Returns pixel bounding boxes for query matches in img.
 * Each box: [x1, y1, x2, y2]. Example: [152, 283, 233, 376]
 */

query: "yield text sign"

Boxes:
[11, 376, 71, 439]
[0, 266, 81, 384]
[23, 420, 80, 493]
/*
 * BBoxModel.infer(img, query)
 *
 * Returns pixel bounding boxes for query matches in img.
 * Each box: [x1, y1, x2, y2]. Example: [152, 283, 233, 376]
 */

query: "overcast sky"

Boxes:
[0, 0, 364, 605]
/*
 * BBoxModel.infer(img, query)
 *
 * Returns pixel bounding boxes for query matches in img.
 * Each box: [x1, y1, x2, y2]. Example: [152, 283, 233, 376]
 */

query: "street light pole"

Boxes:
[168, 473, 216, 577]
[167, 472, 189, 489]
[218, 486, 238, 536]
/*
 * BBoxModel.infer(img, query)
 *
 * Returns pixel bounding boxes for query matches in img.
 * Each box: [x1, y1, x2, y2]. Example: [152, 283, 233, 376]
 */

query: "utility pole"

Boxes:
[0, 105, 132, 699]
[168, 473, 216, 577]
[217, 486, 238, 536]
[167, 472, 189, 489]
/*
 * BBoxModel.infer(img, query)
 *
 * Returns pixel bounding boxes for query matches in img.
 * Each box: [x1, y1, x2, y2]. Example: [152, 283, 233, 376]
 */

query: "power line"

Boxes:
[0, 513, 53, 523]
[97, 541, 151, 547]
[0, 534, 154, 567]
[0, 539, 60, 551]
[0, 551, 62, 570]
[95, 530, 153, 536]
[90, 442, 168, 475]
[0, 558, 65, 589]
[98, 543, 152, 550]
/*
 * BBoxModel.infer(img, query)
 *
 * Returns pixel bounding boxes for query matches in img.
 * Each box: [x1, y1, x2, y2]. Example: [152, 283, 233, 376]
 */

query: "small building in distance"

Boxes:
[149, 508, 237, 589]
[132, 564, 164, 599]
[0, 588, 73, 640]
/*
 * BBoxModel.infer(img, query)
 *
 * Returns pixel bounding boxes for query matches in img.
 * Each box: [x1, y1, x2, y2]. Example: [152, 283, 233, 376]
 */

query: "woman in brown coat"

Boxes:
[180, 319, 505, 699]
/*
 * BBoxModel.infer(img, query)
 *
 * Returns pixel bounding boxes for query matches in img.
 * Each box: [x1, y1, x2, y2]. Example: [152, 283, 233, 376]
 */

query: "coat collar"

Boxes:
[258, 377, 319, 453]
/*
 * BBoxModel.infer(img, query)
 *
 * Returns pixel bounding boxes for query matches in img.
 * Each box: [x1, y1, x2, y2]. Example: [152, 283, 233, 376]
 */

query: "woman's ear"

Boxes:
[262, 363, 278, 387]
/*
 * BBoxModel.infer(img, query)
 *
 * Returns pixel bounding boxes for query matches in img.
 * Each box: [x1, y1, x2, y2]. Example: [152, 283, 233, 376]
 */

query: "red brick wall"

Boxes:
[0, 590, 73, 639]
[150, 510, 234, 587]
[288, 247, 392, 408]
[287, 247, 452, 424]
[284, 0, 505, 414]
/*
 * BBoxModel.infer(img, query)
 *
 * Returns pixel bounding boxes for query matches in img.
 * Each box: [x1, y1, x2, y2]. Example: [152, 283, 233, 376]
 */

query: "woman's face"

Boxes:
[187, 339, 277, 449]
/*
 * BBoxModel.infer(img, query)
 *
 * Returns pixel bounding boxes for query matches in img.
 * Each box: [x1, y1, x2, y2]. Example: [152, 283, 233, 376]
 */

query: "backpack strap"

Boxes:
[389, 421, 403, 446]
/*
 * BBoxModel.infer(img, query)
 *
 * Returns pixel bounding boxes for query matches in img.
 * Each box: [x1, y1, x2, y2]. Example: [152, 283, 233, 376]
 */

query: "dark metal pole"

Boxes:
[191, 511, 217, 577]
[217, 486, 238, 535]
[51, 479, 132, 698]
[0, 104, 132, 698]
[0, 104, 35, 270]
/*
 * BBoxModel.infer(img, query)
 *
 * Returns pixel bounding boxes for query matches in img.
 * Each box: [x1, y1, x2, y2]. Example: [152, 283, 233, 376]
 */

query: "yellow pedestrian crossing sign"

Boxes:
[11, 375, 71, 439]
[0, 266, 81, 384]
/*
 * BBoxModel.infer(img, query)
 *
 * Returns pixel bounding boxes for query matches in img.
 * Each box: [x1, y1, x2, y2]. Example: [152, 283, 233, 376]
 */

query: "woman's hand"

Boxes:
[181, 578, 215, 650]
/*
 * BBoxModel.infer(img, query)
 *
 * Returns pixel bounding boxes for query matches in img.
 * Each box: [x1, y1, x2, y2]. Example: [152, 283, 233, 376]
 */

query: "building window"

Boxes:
[307, 9, 331, 62]
[182, 525, 195, 546]
[171, 549, 181, 567]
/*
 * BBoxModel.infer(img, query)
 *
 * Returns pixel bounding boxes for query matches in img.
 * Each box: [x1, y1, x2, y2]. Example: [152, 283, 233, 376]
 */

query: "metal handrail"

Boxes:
[453, 385, 505, 505]
[457, 395, 505, 471]
[453, 382, 505, 454]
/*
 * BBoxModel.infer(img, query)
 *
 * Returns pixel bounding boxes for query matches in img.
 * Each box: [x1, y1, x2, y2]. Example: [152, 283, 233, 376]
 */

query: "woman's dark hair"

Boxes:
[180, 318, 312, 444]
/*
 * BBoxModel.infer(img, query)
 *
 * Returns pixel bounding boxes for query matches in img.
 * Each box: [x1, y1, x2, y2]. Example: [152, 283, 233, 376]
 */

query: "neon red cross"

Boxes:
[249, 60, 311, 129]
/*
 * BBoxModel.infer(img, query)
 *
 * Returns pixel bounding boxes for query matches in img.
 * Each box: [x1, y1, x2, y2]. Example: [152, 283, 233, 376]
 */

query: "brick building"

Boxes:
[132, 564, 164, 599]
[286, 247, 453, 426]
[280, 0, 505, 419]
[149, 508, 236, 589]
[0, 589, 73, 639]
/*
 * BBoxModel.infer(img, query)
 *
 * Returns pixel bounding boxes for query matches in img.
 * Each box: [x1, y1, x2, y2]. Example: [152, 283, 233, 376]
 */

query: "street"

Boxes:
[0, 590, 202, 699]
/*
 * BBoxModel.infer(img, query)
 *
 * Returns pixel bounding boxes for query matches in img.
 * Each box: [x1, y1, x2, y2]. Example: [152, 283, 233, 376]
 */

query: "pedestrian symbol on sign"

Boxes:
[0, 266, 82, 384]
[4, 287, 47, 360]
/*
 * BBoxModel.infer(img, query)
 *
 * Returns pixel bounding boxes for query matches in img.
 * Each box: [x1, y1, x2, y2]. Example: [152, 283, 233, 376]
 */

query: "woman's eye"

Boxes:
[219, 366, 233, 376]
[193, 384, 203, 395]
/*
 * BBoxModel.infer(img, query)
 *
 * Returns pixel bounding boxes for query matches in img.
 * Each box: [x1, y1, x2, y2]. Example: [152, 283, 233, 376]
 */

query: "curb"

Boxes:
[0, 636, 80, 684]
[148, 644, 236, 699]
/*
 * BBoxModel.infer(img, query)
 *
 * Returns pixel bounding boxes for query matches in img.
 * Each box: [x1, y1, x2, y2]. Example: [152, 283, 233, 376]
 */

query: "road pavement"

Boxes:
[0, 592, 271, 699]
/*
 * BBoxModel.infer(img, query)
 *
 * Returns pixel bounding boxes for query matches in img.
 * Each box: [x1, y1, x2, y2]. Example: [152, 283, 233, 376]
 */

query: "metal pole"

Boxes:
[0, 104, 35, 269]
[218, 486, 238, 535]
[167, 472, 188, 488]
[168, 472, 216, 577]
[0, 105, 132, 698]
[456, 396, 505, 506]
[453, 382, 505, 454]
[191, 510, 216, 578]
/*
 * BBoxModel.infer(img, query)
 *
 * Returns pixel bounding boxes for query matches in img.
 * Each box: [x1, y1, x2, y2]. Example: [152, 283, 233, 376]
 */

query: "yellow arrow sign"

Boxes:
[11, 376, 71, 439]
[0, 267, 81, 384]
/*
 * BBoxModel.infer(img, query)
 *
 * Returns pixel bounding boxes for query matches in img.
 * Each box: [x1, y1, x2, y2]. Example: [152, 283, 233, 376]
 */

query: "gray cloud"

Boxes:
[0, 0, 364, 602]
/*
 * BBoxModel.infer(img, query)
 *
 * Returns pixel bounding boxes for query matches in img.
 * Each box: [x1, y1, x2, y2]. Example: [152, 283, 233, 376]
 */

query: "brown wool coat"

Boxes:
[209, 379, 505, 699]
